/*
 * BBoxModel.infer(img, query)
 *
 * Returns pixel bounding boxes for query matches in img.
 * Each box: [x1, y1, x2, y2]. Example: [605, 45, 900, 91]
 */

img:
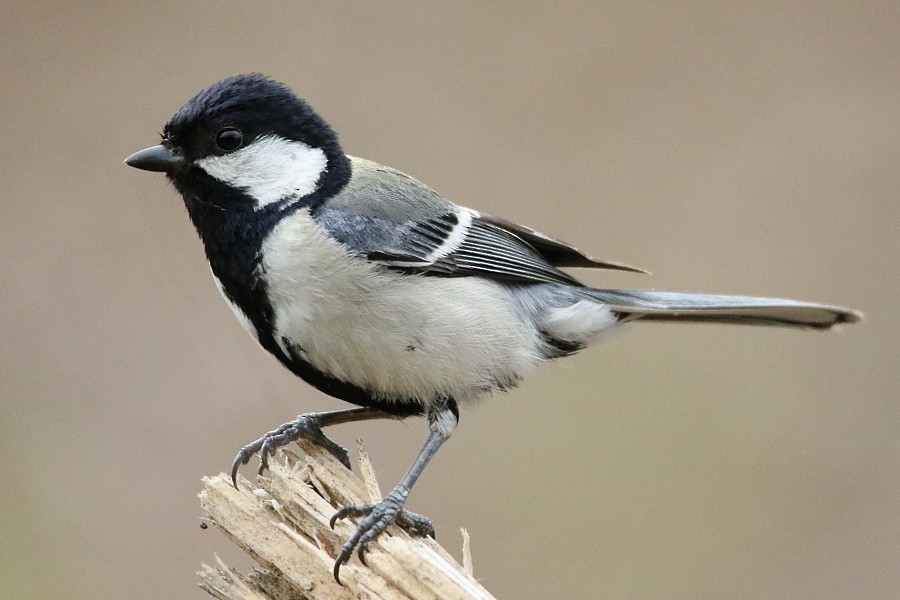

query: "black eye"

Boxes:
[215, 127, 243, 152]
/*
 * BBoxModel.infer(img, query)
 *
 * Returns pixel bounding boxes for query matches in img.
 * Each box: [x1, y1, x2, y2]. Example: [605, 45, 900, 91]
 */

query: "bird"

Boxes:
[124, 73, 860, 583]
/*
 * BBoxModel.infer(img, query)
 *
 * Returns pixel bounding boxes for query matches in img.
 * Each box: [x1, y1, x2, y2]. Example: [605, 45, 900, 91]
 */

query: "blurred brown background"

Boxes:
[2, 3, 897, 599]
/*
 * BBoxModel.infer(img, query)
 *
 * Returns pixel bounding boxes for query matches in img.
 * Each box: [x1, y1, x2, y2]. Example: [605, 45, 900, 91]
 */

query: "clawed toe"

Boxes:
[229, 413, 351, 489]
[395, 510, 435, 538]
[230, 447, 255, 487]
[330, 493, 434, 584]
[228, 407, 451, 585]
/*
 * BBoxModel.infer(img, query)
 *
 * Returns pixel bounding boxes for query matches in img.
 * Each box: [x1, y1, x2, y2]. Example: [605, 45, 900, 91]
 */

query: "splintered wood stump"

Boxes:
[198, 439, 495, 600]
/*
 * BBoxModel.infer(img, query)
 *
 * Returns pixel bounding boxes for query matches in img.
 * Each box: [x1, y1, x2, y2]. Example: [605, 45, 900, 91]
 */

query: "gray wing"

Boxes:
[315, 157, 645, 285]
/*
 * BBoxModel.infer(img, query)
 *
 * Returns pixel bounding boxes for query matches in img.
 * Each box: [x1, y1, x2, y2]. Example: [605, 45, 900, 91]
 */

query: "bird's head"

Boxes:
[125, 73, 350, 211]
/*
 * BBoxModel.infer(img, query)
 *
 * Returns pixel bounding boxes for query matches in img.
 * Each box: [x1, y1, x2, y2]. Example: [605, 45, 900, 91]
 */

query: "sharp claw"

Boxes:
[231, 459, 241, 488]
[330, 504, 364, 528]
[333, 558, 344, 585]
[258, 441, 273, 475]
[358, 543, 368, 566]
[231, 451, 250, 488]
[332, 534, 358, 585]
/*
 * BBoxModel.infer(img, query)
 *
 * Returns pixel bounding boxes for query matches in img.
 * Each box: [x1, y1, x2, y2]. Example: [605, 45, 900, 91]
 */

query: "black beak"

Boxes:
[124, 144, 185, 173]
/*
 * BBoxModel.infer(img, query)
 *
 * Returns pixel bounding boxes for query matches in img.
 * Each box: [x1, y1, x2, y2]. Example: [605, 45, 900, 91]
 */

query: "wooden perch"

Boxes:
[198, 438, 496, 600]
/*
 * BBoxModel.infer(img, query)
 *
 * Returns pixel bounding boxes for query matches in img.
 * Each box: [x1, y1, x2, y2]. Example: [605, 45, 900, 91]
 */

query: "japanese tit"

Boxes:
[125, 73, 860, 582]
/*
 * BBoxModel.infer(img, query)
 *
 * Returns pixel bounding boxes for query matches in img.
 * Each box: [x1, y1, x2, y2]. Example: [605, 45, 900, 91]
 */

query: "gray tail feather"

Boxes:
[585, 288, 861, 330]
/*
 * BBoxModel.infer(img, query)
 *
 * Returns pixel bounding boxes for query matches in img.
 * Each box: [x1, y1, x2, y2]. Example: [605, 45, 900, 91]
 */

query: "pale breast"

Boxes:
[260, 208, 544, 405]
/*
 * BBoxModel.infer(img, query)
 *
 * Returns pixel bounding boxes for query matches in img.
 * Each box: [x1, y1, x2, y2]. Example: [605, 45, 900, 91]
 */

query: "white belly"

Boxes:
[260, 208, 543, 405]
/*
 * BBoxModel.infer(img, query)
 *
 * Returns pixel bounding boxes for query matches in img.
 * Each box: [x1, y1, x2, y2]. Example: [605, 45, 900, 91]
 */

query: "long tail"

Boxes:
[585, 289, 861, 330]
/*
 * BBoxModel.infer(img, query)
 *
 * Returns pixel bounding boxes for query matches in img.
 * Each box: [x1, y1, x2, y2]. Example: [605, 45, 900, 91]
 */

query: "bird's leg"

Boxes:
[330, 399, 458, 584]
[230, 407, 395, 487]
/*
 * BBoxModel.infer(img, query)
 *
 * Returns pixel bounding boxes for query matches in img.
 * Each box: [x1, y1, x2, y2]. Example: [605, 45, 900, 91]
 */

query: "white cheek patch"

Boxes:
[196, 135, 328, 208]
